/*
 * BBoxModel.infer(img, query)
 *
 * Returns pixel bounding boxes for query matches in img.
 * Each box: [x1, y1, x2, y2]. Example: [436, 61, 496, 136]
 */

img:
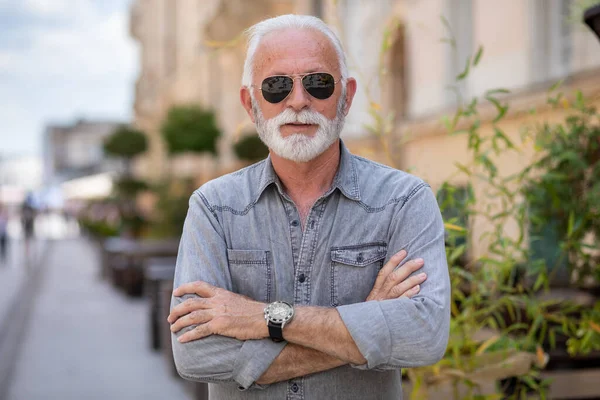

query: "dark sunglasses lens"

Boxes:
[261, 76, 293, 103]
[302, 73, 335, 100]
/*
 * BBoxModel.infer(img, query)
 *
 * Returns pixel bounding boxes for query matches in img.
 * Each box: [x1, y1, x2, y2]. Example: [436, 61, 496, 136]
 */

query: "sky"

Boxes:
[0, 0, 137, 157]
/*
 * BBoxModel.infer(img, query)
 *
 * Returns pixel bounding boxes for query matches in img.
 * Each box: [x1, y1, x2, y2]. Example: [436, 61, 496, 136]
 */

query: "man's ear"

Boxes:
[240, 87, 255, 123]
[342, 77, 357, 116]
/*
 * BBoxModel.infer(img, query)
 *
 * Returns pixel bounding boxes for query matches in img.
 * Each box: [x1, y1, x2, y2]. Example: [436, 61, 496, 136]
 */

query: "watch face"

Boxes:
[265, 301, 294, 323]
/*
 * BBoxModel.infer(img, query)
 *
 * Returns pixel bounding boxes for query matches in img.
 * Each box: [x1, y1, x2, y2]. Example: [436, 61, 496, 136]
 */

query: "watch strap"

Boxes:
[267, 321, 284, 342]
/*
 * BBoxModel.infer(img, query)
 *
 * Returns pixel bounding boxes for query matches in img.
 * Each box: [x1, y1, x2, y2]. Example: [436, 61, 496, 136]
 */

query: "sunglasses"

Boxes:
[256, 72, 339, 104]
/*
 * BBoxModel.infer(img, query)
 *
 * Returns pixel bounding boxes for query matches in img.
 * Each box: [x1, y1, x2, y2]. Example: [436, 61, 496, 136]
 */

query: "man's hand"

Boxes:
[366, 250, 426, 301]
[168, 251, 426, 345]
[167, 281, 267, 343]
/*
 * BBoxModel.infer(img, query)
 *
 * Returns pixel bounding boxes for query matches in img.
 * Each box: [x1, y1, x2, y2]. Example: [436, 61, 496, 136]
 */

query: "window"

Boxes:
[445, 0, 474, 102]
[530, 0, 573, 83]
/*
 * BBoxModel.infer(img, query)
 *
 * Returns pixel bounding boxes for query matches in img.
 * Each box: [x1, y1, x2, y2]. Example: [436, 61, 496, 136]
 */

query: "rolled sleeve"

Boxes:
[337, 301, 392, 369]
[233, 340, 287, 389]
[338, 184, 451, 370]
[171, 190, 284, 389]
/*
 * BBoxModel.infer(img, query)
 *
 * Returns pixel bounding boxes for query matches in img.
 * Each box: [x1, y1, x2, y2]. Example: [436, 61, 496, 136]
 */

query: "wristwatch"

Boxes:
[264, 301, 294, 342]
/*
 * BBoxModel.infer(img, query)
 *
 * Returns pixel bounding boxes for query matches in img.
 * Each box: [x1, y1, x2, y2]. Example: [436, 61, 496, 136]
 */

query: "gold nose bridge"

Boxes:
[288, 75, 309, 98]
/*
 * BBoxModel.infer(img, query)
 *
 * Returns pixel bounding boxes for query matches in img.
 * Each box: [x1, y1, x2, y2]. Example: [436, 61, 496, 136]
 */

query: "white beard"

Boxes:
[251, 89, 346, 163]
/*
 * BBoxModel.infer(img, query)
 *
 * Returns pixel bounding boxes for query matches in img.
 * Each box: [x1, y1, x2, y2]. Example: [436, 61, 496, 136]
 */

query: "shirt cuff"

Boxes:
[233, 339, 287, 389]
[337, 301, 392, 369]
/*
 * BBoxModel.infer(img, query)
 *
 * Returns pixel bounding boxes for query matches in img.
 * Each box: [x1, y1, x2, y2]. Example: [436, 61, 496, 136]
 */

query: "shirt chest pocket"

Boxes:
[330, 242, 387, 307]
[226, 249, 273, 303]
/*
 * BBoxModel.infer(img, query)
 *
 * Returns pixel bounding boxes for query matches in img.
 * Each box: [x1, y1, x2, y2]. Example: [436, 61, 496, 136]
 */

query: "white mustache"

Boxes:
[270, 108, 329, 127]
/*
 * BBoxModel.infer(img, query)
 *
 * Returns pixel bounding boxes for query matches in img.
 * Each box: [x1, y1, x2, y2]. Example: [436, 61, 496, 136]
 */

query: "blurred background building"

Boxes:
[44, 119, 124, 185]
[128, 0, 600, 258]
[1, 2, 599, 399]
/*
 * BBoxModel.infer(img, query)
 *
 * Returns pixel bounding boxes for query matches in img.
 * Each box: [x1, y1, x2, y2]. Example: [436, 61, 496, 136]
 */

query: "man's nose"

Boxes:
[286, 77, 310, 111]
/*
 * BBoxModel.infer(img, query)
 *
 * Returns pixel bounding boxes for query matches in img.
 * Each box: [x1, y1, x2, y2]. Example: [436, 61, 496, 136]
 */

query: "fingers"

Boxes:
[381, 258, 425, 295]
[170, 310, 212, 333]
[389, 270, 427, 298]
[400, 284, 421, 299]
[172, 280, 217, 298]
[372, 250, 407, 293]
[177, 323, 213, 343]
[167, 297, 209, 324]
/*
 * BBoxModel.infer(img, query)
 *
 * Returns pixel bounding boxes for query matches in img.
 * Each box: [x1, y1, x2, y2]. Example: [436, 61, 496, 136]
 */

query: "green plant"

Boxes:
[79, 218, 120, 239]
[358, 15, 600, 399]
[161, 105, 221, 156]
[114, 177, 148, 197]
[103, 125, 148, 159]
[233, 133, 269, 162]
[525, 100, 600, 286]
[103, 125, 149, 238]
[145, 178, 195, 239]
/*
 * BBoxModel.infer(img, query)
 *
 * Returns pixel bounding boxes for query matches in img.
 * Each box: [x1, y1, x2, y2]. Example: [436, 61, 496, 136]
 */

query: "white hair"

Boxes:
[241, 14, 348, 87]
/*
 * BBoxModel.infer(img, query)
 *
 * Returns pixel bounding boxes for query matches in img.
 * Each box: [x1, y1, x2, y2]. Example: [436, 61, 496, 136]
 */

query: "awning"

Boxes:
[61, 172, 114, 200]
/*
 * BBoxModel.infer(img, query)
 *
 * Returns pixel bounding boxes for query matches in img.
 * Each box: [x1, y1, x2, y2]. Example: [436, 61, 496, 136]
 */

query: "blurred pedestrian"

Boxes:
[21, 193, 36, 266]
[0, 203, 8, 263]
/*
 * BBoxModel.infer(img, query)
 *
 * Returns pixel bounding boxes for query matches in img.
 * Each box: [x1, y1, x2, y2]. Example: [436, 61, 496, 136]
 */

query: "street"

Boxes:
[0, 229, 190, 400]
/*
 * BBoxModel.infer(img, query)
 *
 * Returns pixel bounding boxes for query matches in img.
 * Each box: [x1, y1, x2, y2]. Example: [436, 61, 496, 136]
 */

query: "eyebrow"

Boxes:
[265, 68, 330, 76]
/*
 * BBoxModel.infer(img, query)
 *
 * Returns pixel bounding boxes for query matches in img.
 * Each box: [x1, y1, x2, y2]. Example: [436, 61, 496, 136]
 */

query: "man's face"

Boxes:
[242, 28, 356, 163]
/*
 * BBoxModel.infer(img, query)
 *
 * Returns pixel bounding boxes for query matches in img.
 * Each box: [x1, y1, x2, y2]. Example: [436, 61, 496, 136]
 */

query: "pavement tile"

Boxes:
[6, 238, 191, 400]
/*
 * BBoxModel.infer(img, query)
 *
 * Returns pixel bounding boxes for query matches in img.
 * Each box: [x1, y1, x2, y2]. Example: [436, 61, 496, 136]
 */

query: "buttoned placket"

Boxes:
[279, 191, 328, 400]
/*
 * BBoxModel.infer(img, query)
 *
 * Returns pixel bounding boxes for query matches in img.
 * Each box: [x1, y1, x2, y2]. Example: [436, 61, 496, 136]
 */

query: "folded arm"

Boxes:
[260, 186, 450, 370]
[171, 191, 286, 389]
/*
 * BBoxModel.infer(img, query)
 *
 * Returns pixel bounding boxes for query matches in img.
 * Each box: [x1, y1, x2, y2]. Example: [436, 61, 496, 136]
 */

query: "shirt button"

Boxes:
[291, 220, 299, 227]
[291, 383, 299, 392]
[298, 273, 305, 283]
[356, 253, 364, 263]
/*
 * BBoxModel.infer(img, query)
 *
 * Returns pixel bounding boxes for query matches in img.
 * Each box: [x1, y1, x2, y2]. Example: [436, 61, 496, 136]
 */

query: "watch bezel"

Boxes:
[264, 301, 294, 324]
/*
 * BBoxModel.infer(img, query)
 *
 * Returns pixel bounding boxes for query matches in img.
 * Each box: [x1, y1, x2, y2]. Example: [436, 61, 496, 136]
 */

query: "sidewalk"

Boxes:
[0, 237, 46, 338]
[5, 237, 190, 400]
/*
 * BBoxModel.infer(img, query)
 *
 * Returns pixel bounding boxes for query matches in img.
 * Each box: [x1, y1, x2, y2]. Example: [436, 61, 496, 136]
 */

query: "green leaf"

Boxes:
[575, 90, 585, 110]
[485, 88, 510, 95]
[473, 46, 484, 66]
[449, 244, 467, 263]
[454, 162, 472, 176]
[494, 127, 515, 149]
[548, 79, 564, 92]
[456, 56, 471, 81]
[567, 211, 575, 237]
[533, 272, 546, 292]
[485, 96, 508, 122]
[477, 154, 498, 178]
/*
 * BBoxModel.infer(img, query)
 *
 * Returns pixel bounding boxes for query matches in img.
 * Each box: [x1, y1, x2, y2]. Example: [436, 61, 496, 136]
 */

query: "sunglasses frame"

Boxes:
[252, 72, 341, 104]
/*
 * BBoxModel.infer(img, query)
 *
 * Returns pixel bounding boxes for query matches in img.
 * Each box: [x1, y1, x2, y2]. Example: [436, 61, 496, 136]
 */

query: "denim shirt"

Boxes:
[171, 141, 450, 400]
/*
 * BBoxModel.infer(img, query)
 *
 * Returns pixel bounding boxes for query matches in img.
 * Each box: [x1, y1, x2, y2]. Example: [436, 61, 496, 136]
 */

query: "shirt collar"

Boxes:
[255, 139, 361, 203]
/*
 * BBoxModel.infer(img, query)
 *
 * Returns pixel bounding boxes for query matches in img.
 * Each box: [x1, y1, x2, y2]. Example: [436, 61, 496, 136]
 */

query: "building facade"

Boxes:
[43, 119, 124, 185]
[129, 0, 600, 257]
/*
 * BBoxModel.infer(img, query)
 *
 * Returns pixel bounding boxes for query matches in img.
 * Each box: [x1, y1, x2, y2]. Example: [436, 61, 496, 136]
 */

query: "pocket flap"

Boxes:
[227, 249, 269, 265]
[330, 242, 387, 267]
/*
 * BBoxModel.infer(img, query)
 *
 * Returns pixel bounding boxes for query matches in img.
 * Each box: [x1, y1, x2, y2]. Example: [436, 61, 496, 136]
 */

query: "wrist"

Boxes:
[264, 301, 295, 342]
[256, 302, 270, 339]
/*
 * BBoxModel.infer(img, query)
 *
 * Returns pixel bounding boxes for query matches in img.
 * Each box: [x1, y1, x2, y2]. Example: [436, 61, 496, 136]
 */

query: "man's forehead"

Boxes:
[253, 28, 338, 77]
